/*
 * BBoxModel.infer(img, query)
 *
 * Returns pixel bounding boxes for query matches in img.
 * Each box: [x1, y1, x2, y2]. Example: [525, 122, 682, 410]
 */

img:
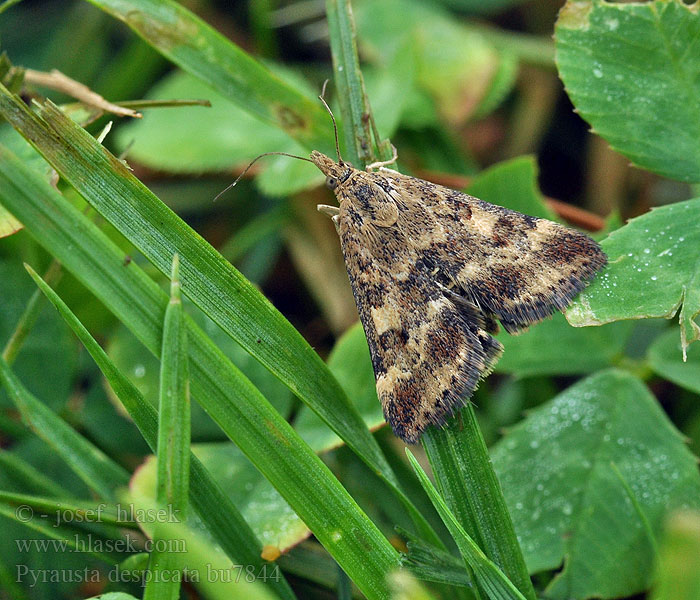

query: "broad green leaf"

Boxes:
[566, 199, 700, 357]
[492, 369, 700, 599]
[133, 444, 310, 554]
[648, 327, 700, 395]
[0, 143, 398, 599]
[652, 511, 700, 600]
[114, 71, 299, 172]
[495, 313, 632, 377]
[555, 0, 700, 182]
[113, 70, 322, 196]
[295, 321, 384, 452]
[86, 0, 335, 155]
[466, 156, 558, 220]
[407, 449, 527, 600]
[355, 0, 516, 125]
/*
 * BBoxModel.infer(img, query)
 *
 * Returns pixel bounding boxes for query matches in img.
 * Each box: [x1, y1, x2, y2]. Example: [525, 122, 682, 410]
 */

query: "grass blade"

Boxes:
[156, 254, 190, 515]
[2, 260, 61, 364]
[85, 0, 334, 154]
[24, 265, 296, 599]
[422, 409, 536, 600]
[406, 449, 527, 600]
[324, 0, 371, 167]
[0, 356, 129, 500]
[0, 83, 399, 501]
[144, 254, 190, 600]
[0, 144, 398, 599]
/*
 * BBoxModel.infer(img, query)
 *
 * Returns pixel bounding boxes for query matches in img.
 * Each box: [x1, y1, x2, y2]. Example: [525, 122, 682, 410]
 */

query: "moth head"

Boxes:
[310, 151, 354, 191]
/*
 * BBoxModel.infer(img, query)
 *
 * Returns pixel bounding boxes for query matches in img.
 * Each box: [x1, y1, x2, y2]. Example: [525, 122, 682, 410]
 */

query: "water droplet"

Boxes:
[134, 364, 146, 378]
[651, 276, 657, 281]
[593, 68, 603, 78]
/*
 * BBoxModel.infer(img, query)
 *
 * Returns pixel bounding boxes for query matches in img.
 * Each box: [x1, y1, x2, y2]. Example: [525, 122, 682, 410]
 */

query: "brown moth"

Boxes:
[313, 151, 606, 443]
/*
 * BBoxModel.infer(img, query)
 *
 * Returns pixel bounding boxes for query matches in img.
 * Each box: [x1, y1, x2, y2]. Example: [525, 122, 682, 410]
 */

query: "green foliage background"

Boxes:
[0, 1, 699, 600]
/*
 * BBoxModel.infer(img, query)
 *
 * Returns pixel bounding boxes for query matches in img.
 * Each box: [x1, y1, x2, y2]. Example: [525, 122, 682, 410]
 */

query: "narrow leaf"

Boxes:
[406, 449, 527, 600]
[145, 254, 190, 600]
[0, 356, 129, 499]
[0, 145, 397, 599]
[23, 266, 297, 600]
[0, 82, 400, 499]
[86, 0, 334, 153]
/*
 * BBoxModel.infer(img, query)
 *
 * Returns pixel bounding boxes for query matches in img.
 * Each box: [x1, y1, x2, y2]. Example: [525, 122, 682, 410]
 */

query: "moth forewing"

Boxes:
[312, 151, 606, 443]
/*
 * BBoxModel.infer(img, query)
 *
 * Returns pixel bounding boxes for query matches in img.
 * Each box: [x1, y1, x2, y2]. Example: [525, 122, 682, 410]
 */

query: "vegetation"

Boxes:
[0, 1, 699, 599]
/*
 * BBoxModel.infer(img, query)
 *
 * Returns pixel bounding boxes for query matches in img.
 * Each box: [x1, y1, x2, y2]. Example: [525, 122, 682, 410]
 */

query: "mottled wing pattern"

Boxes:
[336, 180, 502, 443]
[367, 169, 607, 334]
[320, 151, 606, 443]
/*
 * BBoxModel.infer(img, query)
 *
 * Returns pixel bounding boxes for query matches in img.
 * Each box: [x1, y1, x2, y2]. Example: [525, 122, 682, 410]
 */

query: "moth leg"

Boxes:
[317, 204, 340, 217]
[317, 204, 341, 233]
[366, 144, 398, 171]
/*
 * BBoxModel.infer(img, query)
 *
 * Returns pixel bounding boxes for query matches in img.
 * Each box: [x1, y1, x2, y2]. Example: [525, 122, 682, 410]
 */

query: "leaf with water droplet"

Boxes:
[566, 198, 700, 358]
[556, 0, 700, 182]
[492, 369, 700, 599]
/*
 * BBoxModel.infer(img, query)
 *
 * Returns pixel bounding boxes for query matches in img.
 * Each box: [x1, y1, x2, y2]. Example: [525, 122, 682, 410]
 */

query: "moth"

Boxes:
[312, 151, 606, 443]
[220, 93, 606, 443]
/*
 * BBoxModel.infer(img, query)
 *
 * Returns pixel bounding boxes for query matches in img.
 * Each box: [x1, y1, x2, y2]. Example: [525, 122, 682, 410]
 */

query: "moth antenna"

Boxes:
[214, 152, 313, 201]
[318, 79, 343, 164]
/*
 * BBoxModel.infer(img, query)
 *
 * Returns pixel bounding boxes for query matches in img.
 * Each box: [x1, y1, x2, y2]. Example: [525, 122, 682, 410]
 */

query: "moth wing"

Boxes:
[378, 171, 607, 333]
[339, 231, 502, 443]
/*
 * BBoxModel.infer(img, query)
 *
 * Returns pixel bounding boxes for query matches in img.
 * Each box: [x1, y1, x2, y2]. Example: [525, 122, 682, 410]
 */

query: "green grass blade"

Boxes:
[422, 408, 536, 600]
[0, 83, 398, 499]
[2, 260, 61, 364]
[406, 449, 527, 600]
[145, 254, 190, 600]
[0, 497, 124, 564]
[324, 0, 371, 167]
[24, 266, 296, 599]
[0, 356, 129, 500]
[85, 0, 334, 154]
[0, 490, 136, 528]
[0, 451, 71, 498]
[129, 491, 277, 600]
[156, 254, 190, 515]
[0, 144, 398, 599]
